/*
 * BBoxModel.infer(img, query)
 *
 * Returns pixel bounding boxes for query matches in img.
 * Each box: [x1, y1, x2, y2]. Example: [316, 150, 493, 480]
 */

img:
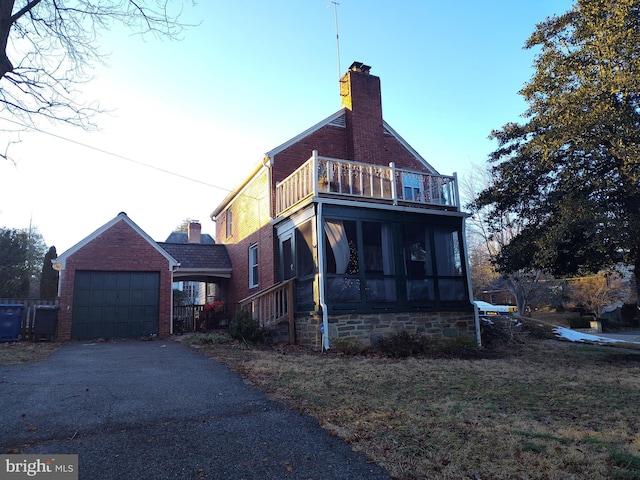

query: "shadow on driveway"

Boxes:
[0, 340, 389, 479]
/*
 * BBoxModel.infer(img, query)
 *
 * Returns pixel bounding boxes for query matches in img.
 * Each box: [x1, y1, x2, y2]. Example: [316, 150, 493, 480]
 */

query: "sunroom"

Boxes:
[271, 151, 476, 348]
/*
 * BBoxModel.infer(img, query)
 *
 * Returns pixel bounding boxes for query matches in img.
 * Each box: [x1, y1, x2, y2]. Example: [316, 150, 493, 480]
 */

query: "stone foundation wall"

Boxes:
[294, 310, 477, 349]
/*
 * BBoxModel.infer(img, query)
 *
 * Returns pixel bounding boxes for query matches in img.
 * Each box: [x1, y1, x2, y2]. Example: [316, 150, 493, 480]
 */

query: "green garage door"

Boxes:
[72, 271, 160, 340]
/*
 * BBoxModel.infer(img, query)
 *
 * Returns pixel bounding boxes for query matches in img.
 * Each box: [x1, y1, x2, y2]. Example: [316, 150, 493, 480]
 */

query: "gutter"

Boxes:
[315, 151, 330, 350]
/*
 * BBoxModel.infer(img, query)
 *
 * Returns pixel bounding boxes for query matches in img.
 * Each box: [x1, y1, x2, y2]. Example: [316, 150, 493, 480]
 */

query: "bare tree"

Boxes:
[463, 162, 542, 314]
[0, 0, 194, 160]
[565, 272, 633, 319]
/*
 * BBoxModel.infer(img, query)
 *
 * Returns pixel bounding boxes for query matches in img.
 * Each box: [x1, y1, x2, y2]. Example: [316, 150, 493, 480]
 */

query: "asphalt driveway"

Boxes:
[0, 340, 389, 479]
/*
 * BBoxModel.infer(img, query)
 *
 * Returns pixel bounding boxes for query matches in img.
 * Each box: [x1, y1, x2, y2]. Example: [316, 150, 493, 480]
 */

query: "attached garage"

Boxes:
[54, 213, 179, 341]
[72, 271, 160, 340]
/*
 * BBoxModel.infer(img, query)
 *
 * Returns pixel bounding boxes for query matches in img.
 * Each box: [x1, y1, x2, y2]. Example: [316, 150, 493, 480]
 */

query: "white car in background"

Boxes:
[473, 301, 518, 316]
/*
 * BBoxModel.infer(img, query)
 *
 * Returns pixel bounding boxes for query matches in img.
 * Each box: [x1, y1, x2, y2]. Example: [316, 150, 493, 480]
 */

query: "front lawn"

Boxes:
[193, 334, 640, 480]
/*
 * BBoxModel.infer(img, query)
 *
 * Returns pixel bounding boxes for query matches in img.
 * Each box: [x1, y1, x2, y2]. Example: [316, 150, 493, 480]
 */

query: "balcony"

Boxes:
[275, 152, 459, 217]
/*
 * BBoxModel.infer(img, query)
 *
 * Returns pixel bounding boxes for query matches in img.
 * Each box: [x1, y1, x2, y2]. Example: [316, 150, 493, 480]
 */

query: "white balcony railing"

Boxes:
[275, 151, 459, 216]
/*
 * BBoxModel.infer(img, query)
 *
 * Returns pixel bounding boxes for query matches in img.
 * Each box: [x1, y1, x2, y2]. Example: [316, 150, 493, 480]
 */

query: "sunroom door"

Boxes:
[281, 237, 294, 280]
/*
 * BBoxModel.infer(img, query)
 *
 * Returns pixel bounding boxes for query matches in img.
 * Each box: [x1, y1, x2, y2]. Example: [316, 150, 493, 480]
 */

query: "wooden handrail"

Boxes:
[239, 279, 296, 344]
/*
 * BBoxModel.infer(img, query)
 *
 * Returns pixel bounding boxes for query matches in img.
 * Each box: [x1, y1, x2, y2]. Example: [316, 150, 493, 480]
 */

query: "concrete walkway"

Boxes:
[0, 340, 389, 479]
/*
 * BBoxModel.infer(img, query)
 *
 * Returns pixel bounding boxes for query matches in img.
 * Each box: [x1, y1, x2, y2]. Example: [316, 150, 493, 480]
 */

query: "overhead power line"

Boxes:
[0, 116, 234, 193]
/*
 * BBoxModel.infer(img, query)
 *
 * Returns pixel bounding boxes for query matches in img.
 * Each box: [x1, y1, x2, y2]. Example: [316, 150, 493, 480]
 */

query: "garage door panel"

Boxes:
[118, 272, 132, 287]
[75, 289, 91, 305]
[116, 322, 130, 338]
[117, 306, 130, 322]
[90, 290, 104, 305]
[72, 323, 88, 339]
[131, 274, 145, 289]
[117, 290, 131, 305]
[102, 289, 117, 305]
[90, 306, 104, 323]
[73, 306, 90, 323]
[87, 322, 104, 339]
[131, 290, 144, 303]
[101, 322, 116, 339]
[103, 272, 118, 288]
[72, 271, 160, 340]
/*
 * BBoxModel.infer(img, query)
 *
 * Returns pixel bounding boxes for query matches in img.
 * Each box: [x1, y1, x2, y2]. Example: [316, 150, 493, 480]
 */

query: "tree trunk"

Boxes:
[635, 249, 640, 309]
[0, 1, 14, 79]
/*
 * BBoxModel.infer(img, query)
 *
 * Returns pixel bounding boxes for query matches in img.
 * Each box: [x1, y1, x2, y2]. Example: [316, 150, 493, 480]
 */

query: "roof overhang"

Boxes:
[172, 268, 232, 282]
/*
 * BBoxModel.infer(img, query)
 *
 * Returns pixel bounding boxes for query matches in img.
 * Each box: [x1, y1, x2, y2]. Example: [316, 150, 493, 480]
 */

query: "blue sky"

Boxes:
[0, 0, 574, 252]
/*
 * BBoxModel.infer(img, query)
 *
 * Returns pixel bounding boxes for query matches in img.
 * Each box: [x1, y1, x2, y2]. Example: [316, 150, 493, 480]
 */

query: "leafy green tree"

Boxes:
[0, 226, 48, 298]
[173, 288, 189, 307]
[474, 0, 640, 305]
[25, 224, 48, 297]
[40, 246, 59, 300]
[0, 227, 29, 297]
[1, 1, 193, 160]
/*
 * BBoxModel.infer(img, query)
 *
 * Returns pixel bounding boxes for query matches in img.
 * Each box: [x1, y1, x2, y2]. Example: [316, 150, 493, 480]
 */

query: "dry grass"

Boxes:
[0, 341, 60, 365]
[3, 317, 639, 479]
[195, 336, 640, 480]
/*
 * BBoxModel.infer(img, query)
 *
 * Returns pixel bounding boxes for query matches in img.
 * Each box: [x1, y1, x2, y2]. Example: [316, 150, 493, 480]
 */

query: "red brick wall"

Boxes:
[57, 220, 173, 340]
[271, 125, 348, 184]
[383, 133, 435, 171]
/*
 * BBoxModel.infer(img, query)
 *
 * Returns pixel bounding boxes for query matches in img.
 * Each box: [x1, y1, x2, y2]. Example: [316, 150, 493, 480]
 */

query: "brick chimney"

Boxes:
[340, 62, 384, 165]
[187, 220, 201, 244]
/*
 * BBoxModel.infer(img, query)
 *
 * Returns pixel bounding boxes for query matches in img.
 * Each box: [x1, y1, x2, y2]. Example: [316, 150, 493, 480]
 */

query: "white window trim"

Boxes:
[226, 209, 233, 238]
[249, 243, 259, 288]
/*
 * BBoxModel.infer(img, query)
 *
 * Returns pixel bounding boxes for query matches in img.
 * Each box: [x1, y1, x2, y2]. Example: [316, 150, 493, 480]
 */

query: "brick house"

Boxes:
[211, 62, 480, 349]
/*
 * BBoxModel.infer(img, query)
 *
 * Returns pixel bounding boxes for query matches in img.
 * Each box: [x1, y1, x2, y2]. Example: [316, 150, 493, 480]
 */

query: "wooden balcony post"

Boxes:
[389, 162, 398, 205]
[312, 150, 319, 196]
[452, 172, 460, 207]
[287, 280, 295, 344]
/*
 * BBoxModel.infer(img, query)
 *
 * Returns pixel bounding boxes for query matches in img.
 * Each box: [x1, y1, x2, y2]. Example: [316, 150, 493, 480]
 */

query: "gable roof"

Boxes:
[158, 242, 232, 280]
[54, 212, 179, 270]
[265, 108, 439, 174]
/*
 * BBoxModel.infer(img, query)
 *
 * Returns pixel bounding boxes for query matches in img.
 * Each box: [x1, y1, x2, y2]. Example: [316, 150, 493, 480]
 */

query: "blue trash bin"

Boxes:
[0, 304, 24, 342]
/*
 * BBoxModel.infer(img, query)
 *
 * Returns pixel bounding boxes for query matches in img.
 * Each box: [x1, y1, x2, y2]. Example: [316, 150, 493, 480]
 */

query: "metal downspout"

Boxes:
[462, 215, 482, 347]
[315, 150, 330, 350]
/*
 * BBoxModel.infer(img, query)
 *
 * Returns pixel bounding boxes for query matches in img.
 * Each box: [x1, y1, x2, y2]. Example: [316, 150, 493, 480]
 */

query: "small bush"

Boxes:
[481, 316, 526, 345]
[378, 331, 423, 358]
[229, 310, 264, 344]
[183, 333, 233, 346]
[568, 316, 593, 329]
[332, 337, 364, 355]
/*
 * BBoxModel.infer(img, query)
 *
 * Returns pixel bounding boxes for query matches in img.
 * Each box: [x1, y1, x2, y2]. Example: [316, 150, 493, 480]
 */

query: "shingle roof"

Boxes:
[164, 232, 216, 244]
[157, 243, 231, 270]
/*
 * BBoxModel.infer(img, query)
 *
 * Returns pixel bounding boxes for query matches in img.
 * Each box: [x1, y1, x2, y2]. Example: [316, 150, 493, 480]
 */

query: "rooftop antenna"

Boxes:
[327, 1, 341, 84]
